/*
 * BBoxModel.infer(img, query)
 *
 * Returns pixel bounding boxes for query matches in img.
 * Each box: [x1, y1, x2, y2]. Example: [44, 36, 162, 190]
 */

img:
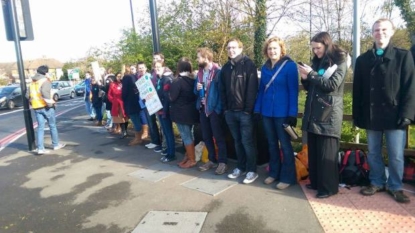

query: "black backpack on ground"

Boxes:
[338, 149, 370, 186]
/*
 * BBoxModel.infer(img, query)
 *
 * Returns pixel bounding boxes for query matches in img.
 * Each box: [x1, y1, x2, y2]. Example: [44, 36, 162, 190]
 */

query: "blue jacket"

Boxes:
[254, 56, 299, 117]
[194, 65, 222, 115]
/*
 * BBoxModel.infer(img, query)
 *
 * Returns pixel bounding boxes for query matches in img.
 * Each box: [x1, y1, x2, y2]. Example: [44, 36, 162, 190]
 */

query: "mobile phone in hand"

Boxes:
[298, 62, 305, 66]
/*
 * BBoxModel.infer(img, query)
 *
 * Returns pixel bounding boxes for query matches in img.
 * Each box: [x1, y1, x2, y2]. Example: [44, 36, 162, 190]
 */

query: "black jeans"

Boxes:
[200, 109, 227, 164]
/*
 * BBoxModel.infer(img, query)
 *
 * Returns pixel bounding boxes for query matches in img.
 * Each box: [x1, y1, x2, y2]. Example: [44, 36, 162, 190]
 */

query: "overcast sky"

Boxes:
[0, 0, 147, 63]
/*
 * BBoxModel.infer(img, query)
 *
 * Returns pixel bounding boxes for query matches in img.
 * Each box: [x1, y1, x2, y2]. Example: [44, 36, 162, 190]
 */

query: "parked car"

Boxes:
[74, 80, 85, 96]
[51, 81, 75, 101]
[0, 85, 23, 109]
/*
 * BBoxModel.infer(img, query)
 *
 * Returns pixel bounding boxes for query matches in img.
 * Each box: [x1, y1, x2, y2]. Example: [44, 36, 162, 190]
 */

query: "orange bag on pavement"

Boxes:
[297, 144, 308, 169]
[295, 156, 309, 181]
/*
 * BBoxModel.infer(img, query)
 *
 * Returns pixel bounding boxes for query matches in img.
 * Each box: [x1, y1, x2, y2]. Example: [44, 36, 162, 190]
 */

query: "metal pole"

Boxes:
[309, 0, 312, 63]
[352, 0, 360, 69]
[149, 0, 161, 53]
[9, 0, 35, 151]
[129, 0, 136, 33]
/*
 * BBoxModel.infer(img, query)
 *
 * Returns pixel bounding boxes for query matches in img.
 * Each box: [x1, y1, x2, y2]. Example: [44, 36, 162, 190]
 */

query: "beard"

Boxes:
[198, 61, 208, 69]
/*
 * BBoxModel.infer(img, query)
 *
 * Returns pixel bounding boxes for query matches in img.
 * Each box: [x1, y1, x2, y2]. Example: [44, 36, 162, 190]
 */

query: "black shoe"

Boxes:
[119, 131, 127, 139]
[360, 185, 385, 196]
[316, 192, 330, 198]
[306, 184, 317, 190]
[88, 117, 94, 121]
[388, 190, 410, 203]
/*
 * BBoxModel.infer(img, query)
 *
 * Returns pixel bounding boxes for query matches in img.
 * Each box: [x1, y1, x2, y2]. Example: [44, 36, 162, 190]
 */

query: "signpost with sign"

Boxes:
[2, 0, 35, 151]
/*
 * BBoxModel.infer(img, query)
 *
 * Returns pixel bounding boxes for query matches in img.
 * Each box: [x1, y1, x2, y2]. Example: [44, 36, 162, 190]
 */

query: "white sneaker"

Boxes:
[53, 143, 66, 150]
[145, 143, 157, 149]
[243, 172, 259, 184]
[37, 149, 50, 155]
[228, 168, 246, 179]
[276, 182, 290, 190]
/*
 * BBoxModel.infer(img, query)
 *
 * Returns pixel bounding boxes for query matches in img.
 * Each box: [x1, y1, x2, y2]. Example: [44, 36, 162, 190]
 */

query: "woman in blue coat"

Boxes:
[254, 36, 299, 189]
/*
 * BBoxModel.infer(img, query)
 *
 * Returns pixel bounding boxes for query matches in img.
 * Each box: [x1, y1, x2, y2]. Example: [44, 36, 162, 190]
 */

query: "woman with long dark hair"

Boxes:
[298, 32, 348, 198]
[169, 58, 199, 168]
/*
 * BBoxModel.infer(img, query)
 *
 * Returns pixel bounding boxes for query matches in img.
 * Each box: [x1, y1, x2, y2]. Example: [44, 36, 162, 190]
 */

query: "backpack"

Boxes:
[338, 149, 370, 186]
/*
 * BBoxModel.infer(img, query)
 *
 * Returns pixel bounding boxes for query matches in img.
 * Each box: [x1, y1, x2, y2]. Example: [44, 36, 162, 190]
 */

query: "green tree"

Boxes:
[394, 0, 415, 41]
[254, 0, 266, 67]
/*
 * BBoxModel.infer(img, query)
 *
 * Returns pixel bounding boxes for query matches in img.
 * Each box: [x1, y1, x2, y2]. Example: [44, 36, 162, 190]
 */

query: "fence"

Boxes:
[298, 82, 415, 157]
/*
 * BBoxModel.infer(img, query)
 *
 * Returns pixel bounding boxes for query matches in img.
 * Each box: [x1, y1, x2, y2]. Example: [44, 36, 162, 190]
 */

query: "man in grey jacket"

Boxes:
[27, 65, 65, 155]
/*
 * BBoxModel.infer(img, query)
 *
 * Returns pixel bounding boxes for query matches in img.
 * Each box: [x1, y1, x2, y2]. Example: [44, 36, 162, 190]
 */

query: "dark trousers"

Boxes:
[200, 109, 227, 164]
[225, 111, 257, 172]
[308, 132, 339, 195]
[93, 106, 103, 121]
[146, 110, 161, 145]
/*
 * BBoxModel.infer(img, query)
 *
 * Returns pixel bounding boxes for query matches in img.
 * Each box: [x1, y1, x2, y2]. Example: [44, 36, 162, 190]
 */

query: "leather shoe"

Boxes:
[316, 192, 330, 198]
[305, 184, 317, 190]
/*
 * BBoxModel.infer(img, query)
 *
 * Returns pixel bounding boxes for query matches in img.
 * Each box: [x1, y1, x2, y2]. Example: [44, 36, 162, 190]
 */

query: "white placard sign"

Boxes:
[91, 61, 101, 83]
[135, 74, 162, 115]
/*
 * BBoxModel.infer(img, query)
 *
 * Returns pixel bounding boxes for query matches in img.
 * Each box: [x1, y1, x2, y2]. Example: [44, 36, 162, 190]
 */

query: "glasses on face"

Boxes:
[116, 75, 121, 78]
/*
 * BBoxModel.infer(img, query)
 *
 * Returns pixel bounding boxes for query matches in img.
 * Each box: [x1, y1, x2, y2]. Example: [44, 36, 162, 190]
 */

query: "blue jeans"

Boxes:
[176, 123, 194, 145]
[225, 111, 257, 172]
[366, 129, 406, 191]
[200, 110, 227, 163]
[34, 108, 60, 150]
[105, 110, 113, 127]
[85, 99, 95, 118]
[140, 110, 148, 125]
[129, 113, 143, 131]
[262, 116, 296, 184]
[158, 115, 175, 158]
[94, 106, 103, 121]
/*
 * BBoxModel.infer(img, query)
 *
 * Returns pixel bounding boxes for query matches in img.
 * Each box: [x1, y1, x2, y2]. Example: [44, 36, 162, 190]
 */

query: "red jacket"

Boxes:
[107, 82, 125, 117]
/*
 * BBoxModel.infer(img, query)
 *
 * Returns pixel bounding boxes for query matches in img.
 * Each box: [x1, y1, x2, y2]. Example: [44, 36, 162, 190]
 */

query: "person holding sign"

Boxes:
[137, 61, 162, 149]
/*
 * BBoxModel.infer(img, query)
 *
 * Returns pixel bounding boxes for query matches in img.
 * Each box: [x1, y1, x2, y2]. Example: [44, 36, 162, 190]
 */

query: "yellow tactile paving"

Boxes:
[300, 181, 415, 233]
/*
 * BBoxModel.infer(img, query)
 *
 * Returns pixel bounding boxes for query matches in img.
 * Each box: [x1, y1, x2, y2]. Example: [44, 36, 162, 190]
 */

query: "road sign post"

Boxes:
[2, 0, 35, 151]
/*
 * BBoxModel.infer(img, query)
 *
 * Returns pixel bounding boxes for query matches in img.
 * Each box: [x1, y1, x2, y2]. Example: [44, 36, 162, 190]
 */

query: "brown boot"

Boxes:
[180, 143, 197, 168]
[128, 131, 143, 146]
[141, 125, 149, 139]
[96, 121, 103, 126]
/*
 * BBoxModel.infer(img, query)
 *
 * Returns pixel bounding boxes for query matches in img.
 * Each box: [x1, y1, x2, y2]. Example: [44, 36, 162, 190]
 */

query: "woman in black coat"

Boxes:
[121, 66, 142, 144]
[103, 75, 115, 130]
[91, 78, 104, 126]
[298, 32, 348, 199]
[169, 58, 199, 168]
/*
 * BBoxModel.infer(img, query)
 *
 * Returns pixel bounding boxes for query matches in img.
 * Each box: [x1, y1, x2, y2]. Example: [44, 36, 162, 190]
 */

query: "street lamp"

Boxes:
[129, 0, 136, 33]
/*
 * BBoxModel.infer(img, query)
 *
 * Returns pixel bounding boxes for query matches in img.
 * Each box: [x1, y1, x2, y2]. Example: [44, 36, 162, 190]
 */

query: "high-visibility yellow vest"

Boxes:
[29, 78, 53, 109]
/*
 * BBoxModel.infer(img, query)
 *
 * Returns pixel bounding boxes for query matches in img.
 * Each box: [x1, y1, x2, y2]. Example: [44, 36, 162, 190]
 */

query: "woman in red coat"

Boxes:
[108, 72, 128, 138]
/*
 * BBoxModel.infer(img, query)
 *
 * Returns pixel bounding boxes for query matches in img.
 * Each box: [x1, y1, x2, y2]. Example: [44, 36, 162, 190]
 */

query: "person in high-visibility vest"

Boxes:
[27, 65, 66, 155]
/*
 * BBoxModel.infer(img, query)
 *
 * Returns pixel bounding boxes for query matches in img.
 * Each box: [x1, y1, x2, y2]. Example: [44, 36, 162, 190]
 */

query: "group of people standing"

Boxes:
[77, 17, 413, 203]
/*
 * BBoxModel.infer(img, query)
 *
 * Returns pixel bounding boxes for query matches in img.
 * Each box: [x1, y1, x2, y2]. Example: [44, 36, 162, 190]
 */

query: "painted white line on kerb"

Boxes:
[0, 103, 84, 153]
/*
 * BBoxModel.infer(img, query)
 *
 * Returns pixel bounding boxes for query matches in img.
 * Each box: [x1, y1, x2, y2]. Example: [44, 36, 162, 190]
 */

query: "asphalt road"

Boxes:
[0, 96, 85, 153]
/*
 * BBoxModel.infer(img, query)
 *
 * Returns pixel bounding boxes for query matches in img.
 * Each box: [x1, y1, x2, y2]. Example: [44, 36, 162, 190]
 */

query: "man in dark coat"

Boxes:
[219, 38, 259, 184]
[353, 18, 415, 203]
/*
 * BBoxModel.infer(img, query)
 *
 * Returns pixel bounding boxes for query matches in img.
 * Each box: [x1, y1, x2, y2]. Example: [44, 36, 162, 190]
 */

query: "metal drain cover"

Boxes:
[132, 211, 207, 233]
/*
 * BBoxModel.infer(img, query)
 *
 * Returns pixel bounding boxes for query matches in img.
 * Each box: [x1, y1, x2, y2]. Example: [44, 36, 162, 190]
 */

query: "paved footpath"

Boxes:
[1, 109, 414, 233]
[0, 111, 322, 233]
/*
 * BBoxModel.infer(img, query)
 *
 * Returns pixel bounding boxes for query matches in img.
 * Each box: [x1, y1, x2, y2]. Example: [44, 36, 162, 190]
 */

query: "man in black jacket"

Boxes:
[353, 18, 415, 203]
[220, 38, 259, 184]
